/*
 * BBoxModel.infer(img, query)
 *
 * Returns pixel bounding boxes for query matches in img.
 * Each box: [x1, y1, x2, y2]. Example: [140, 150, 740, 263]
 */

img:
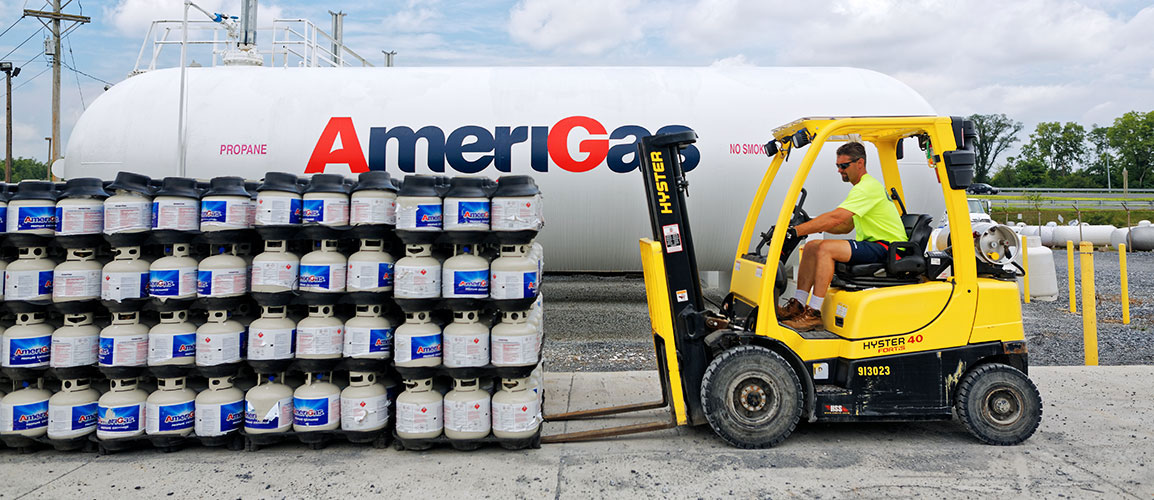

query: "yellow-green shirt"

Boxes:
[837, 174, 907, 242]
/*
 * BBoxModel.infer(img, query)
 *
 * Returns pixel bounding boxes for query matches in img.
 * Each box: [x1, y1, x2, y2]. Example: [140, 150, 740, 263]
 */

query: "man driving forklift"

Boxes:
[778, 142, 908, 331]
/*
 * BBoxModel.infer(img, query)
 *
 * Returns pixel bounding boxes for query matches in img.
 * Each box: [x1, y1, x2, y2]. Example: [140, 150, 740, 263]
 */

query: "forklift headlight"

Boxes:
[763, 140, 779, 158]
[791, 129, 811, 149]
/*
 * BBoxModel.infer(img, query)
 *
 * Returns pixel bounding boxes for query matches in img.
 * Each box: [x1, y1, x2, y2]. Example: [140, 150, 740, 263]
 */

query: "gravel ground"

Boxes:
[542, 249, 1154, 371]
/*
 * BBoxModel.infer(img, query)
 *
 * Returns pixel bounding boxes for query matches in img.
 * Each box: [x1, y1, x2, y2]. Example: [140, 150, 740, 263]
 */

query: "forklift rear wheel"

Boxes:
[700, 345, 803, 449]
[955, 363, 1042, 445]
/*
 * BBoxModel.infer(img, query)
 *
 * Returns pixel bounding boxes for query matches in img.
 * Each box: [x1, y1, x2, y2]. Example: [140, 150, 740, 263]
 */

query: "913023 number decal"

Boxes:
[857, 365, 890, 376]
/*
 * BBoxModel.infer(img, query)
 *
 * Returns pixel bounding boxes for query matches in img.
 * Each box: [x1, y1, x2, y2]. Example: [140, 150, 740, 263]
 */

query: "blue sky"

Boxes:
[0, 0, 1152, 165]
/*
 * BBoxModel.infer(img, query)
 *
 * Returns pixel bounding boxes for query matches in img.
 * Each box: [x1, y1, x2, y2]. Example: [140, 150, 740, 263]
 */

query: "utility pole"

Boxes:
[383, 50, 396, 67]
[329, 11, 345, 66]
[25, 1, 90, 181]
[1, 62, 19, 182]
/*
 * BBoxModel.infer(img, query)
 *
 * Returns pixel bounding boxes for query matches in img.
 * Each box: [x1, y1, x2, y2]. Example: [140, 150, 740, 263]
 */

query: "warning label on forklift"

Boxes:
[662, 224, 684, 253]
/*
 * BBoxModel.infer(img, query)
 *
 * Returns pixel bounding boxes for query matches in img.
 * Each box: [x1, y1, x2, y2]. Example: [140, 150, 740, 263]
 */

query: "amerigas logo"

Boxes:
[305, 116, 700, 174]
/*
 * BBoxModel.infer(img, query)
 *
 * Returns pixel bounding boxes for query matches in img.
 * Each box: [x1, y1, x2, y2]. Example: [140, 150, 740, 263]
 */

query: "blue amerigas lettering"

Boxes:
[453, 270, 489, 296]
[411, 334, 442, 360]
[293, 397, 330, 426]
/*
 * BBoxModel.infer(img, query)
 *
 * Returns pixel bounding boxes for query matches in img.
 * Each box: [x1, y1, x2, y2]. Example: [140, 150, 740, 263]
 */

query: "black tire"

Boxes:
[700, 345, 803, 449]
[955, 363, 1042, 445]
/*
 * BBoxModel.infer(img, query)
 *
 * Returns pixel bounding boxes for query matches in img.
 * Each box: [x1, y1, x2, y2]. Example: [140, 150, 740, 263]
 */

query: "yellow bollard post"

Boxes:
[1120, 243, 1130, 325]
[1079, 241, 1098, 366]
[1020, 235, 1030, 304]
[1067, 240, 1077, 313]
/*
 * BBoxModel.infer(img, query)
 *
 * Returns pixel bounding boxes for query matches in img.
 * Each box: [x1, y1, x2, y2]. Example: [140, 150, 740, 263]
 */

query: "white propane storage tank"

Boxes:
[146, 377, 196, 436]
[443, 177, 491, 232]
[150, 243, 198, 300]
[55, 178, 107, 236]
[103, 172, 153, 235]
[490, 244, 539, 300]
[248, 306, 296, 363]
[196, 310, 244, 367]
[297, 305, 344, 361]
[442, 245, 489, 300]
[492, 377, 541, 439]
[3, 311, 53, 369]
[99, 311, 149, 368]
[7, 180, 57, 236]
[302, 174, 350, 226]
[244, 374, 294, 434]
[102, 246, 150, 302]
[195, 376, 245, 438]
[347, 239, 394, 293]
[148, 310, 197, 366]
[491, 311, 539, 368]
[47, 378, 99, 440]
[396, 378, 442, 439]
[1, 380, 51, 438]
[396, 175, 443, 233]
[5, 246, 55, 302]
[151, 177, 201, 232]
[252, 240, 299, 293]
[51, 312, 100, 369]
[255, 172, 303, 226]
[300, 240, 346, 293]
[344, 304, 392, 360]
[198, 245, 249, 298]
[443, 310, 489, 368]
[394, 244, 440, 299]
[350, 171, 397, 226]
[341, 372, 389, 433]
[444, 378, 491, 440]
[1014, 236, 1059, 302]
[394, 311, 441, 367]
[97, 378, 148, 440]
[293, 373, 340, 432]
[52, 248, 101, 302]
[200, 176, 254, 231]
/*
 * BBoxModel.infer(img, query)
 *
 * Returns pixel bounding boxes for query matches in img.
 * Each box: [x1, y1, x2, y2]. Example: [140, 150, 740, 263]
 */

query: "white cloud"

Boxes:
[507, 0, 650, 56]
[103, 0, 286, 38]
[711, 54, 753, 67]
[381, 0, 442, 34]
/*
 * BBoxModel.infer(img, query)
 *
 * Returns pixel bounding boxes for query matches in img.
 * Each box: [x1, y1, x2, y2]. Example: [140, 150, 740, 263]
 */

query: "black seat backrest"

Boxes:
[901, 214, 933, 254]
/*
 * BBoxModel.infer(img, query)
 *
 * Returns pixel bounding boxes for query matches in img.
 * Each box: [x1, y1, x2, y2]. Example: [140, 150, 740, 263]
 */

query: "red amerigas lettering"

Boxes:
[547, 116, 607, 173]
[306, 117, 370, 173]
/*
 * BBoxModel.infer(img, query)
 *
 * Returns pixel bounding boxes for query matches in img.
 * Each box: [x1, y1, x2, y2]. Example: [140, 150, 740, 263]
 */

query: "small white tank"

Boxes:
[5, 246, 55, 301]
[1014, 235, 1059, 302]
[197, 246, 249, 298]
[251, 240, 299, 292]
[51, 313, 100, 369]
[7, 181, 58, 235]
[395, 378, 443, 439]
[490, 176, 544, 232]
[148, 310, 197, 366]
[299, 240, 347, 293]
[1110, 227, 1130, 249]
[297, 305, 344, 360]
[146, 377, 196, 436]
[394, 311, 442, 367]
[102, 246, 150, 302]
[0, 380, 51, 438]
[2, 311, 53, 369]
[151, 177, 202, 231]
[492, 377, 541, 439]
[396, 175, 443, 232]
[443, 177, 491, 231]
[293, 373, 340, 432]
[340, 371, 389, 432]
[490, 244, 539, 300]
[47, 378, 99, 440]
[444, 378, 491, 440]
[394, 244, 441, 299]
[195, 376, 245, 437]
[491, 311, 539, 367]
[200, 176, 254, 231]
[103, 173, 153, 235]
[149, 243, 198, 300]
[97, 377, 148, 440]
[0, 257, 7, 300]
[244, 374, 294, 434]
[442, 246, 489, 299]
[1132, 225, 1154, 251]
[343, 305, 392, 359]
[350, 171, 397, 226]
[55, 178, 107, 236]
[443, 310, 489, 368]
[99, 311, 149, 367]
[302, 174, 350, 226]
[196, 310, 244, 367]
[248, 306, 296, 361]
[346, 239, 395, 292]
[255, 172, 303, 226]
[52, 248, 102, 302]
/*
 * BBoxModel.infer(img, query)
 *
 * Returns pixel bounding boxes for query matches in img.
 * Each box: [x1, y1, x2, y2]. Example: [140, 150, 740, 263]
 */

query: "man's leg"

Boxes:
[794, 240, 819, 294]
[811, 240, 852, 299]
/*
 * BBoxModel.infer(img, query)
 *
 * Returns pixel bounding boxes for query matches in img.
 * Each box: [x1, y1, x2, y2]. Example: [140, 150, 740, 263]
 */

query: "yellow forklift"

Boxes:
[544, 116, 1042, 448]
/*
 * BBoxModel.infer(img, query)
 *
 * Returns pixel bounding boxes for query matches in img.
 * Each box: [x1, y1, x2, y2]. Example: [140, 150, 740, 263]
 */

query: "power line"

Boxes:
[0, 16, 25, 40]
[60, 60, 112, 86]
[0, 65, 51, 99]
[66, 37, 83, 107]
[0, 26, 45, 62]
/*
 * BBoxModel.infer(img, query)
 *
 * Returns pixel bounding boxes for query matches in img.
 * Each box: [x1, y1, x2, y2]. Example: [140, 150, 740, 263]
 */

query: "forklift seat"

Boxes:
[833, 213, 933, 289]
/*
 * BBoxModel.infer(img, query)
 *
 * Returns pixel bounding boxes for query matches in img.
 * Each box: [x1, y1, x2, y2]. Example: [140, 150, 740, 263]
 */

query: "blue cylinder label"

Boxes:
[152, 401, 195, 433]
[299, 265, 332, 290]
[98, 403, 143, 433]
[6, 400, 48, 431]
[293, 396, 334, 427]
[69, 403, 98, 431]
[524, 271, 538, 298]
[452, 270, 489, 296]
[411, 334, 441, 360]
[415, 204, 442, 228]
[302, 199, 325, 223]
[200, 200, 228, 224]
[4, 335, 51, 366]
[219, 401, 245, 433]
[0, 205, 6, 232]
[457, 201, 490, 225]
[245, 397, 292, 430]
[378, 262, 393, 288]
[14, 206, 56, 231]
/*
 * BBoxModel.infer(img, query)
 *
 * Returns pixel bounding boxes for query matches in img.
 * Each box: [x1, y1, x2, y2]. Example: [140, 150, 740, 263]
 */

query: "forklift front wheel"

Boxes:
[955, 363, 1043, 446]
[700, 345, 803, 449]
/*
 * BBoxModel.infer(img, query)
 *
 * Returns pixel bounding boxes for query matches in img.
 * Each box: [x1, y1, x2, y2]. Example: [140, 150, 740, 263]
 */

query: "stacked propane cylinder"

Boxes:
[0, 171, 545, 453]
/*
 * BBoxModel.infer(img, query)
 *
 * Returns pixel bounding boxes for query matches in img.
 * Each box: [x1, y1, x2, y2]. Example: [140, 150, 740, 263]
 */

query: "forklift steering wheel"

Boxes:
[755, 189, 810, 260]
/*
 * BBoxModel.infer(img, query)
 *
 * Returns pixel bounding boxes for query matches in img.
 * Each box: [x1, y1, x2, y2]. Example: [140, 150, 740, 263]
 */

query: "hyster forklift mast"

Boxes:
[542, 131, 711, 443]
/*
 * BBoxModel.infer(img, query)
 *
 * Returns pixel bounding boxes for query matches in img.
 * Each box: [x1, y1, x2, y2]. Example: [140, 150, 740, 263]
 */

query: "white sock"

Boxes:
[809, 295, 824, 310]
[794, 289, 809, 303]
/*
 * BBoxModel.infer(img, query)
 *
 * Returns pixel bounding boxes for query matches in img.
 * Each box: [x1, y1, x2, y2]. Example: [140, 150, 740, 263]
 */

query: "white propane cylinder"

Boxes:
[103, 172, 153, 235]
[47, 378, 99, 440]
[244, 374, 294, 434]
[0, 258, 6, 300]
[394, 244, 441, 299]
[0, 380, 51, 438]
[293, 373, 340, 432]
[149, 243, 198, 300]
[150, 177, 201, 232]
[255, 172, 303, 226]
[102, 246, 150, 302]
[491, 310, 540, 368]
[148, 310, 197, 366]
[251, 240, 299, 293]
[350, 171, 398, 226]
[196, 310, 244, 367]
[396, 175, 443, 232]
[197, 246, 249, 298]
[302, 174, 350, 226]
[2, 311, 53, 369]
[200, 176, 254, 231]
[340, 371, 390, 432]
[296, 305, 344, 360]
[490, 175, 544, 232]
[444, 378, 491, 440]
[443, 177, 491, 231]
[443, 310, 489, 368]
[7, 181, 58, 235]
[99, 311, 149, 368]
[248, 306, 296, 361]
[55, 178, 107, 236]
[146, 377, 196, 436]
[442, 246, 490, 299]
[492, 377, 541, 439]
[299, 240, 346, 293]
[195, 376, 245, 437]
[51, 313, 100, 369]
[97, 378, 148, 440]
[347, 239, 394, 292]
[394, 311, 442, 367]
[52, 248, 102, 302]
[1014, 236, 1059, 302]
[490, 244, 539, 300]
[5, 246, 55, 301]
[343, 305, 392, 360]
[395, 378, 443, 439]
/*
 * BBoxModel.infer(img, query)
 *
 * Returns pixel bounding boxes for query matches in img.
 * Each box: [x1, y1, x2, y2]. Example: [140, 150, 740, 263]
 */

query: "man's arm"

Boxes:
[793, 208, 854, 236]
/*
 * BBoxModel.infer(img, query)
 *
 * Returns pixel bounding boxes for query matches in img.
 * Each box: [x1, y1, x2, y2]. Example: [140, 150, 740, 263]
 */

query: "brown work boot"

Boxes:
[783, 308, 824, 332]
[776, 298, 806, 321]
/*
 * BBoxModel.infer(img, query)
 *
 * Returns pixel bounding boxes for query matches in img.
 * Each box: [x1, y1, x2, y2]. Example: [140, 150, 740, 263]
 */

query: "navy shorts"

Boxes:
[847, 240, 890, 265]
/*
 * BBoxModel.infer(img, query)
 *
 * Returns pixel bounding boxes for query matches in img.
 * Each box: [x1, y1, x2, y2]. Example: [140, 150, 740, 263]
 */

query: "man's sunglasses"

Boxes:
[836, 161, 854, 170]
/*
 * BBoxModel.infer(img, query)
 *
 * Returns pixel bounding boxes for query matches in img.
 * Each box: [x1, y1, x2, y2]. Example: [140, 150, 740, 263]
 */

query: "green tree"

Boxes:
[1106, 111, 1154, 188]
[1020, 121, 1087, 176]
[968, 113, 1022, 183]
[6, 157, 48, 182]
